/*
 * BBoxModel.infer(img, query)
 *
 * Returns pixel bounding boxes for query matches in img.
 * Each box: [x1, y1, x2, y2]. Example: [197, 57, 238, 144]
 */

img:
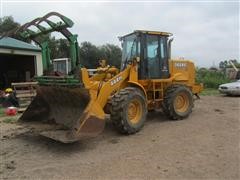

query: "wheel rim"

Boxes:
[174, 92, 189, 113]
[127, 99, 142, 124]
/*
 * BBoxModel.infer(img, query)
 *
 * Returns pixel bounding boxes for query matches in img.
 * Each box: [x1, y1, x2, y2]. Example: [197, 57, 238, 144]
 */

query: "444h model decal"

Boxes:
[174, 62, 187, 69]
[110, 76, 123, 86]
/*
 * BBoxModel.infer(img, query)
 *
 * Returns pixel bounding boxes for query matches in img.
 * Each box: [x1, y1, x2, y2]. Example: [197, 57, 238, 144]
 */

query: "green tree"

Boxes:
[219, 60, 228, 69]
[57, 38, 70, 58]
[79, 41, 100, 68]
[0, 16, 19, 33]
[0, 16, 27, 42]
[37, 36, 69, 59]
[98, 44, 122, 68]
[79, 42, 122, 69]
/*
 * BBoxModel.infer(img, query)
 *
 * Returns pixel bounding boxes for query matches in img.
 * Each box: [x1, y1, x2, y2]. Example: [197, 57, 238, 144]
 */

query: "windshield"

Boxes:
[121, 34, 139, 69]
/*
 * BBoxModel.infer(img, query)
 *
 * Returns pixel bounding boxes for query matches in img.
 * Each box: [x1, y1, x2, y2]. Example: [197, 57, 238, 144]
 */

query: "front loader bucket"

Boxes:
[19, 86, 105, 143]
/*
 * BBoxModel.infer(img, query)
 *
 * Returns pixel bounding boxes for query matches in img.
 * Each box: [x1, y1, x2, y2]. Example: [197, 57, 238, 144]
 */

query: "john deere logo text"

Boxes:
[175, 62, 187, 69]
[110, 76, 123, 86]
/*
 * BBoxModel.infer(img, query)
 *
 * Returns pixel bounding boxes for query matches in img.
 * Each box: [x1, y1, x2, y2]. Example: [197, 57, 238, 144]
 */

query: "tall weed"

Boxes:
[196, 70, 231, 89]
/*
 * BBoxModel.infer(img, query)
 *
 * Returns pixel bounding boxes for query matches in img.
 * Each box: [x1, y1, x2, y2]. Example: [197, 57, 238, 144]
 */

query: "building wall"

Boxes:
[0, 48, 43, 76]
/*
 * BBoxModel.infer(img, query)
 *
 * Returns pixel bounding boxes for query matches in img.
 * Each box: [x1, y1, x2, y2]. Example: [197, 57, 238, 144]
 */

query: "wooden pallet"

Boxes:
[11, 82, 38, 112]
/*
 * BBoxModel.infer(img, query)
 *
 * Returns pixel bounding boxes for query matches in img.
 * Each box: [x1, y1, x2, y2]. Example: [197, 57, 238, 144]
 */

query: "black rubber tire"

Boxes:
[110, 87, 147, 134]
[162, 85, 193, 120]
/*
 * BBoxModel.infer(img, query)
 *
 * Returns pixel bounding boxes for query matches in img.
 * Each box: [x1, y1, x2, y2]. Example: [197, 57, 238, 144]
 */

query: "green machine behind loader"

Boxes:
[3, 12, 81, 86]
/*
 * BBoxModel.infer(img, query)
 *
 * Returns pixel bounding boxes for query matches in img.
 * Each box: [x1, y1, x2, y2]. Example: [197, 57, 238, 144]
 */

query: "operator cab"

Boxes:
[120, 30, 173, 79]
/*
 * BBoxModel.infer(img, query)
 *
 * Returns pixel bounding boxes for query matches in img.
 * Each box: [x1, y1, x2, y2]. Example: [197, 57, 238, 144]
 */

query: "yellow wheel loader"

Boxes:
[18, 30, 203, 143]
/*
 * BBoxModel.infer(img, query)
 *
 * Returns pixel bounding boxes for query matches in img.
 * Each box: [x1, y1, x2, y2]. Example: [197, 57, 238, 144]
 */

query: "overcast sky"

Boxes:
[1, 0, 239, 67]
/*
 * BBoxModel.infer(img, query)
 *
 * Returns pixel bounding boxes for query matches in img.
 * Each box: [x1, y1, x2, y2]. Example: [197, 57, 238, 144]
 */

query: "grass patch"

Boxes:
[2, 117, 18, 123]
[200, 88, 220, 96]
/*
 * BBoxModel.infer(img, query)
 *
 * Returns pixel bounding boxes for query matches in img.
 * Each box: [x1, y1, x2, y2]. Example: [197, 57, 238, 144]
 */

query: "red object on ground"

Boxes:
[5, 107, 17, 116]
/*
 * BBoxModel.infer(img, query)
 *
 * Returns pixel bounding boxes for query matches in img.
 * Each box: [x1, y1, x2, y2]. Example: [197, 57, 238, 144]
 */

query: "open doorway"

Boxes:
[0, 54, 36, 89]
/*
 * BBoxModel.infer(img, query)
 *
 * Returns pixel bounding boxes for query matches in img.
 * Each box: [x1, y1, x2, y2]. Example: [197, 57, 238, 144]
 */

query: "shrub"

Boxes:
[196, 69, 231, 89]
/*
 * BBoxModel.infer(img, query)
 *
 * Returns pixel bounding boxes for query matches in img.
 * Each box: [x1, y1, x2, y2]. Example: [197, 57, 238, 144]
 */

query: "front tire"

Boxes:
[110, 87, 147, 134]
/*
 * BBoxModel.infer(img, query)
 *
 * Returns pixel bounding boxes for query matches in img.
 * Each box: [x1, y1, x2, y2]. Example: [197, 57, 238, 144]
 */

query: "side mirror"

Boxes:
[132, 56, 140, 65]
[133, 56, 140, 63]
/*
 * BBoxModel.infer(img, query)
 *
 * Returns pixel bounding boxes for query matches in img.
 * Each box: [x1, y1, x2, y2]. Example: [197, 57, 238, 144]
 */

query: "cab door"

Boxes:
[159, 36, 169, 78]
[146, 35, 161, 78]
[143, 34, 169, 79]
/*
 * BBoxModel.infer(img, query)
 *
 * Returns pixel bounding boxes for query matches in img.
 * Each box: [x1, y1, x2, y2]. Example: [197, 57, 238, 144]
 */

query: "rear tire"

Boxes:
[162, 85, 193, 120]
[110, 87, 147, 134]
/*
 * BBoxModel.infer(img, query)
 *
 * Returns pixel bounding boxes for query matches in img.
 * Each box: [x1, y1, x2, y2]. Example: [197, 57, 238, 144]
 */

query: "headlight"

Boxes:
[220, 86, 228, 89]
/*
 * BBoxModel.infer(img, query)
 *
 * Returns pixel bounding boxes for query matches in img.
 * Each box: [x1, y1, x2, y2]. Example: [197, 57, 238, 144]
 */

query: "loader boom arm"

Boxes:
[82, 63, 138, 108]
[229, 60, 239, 72]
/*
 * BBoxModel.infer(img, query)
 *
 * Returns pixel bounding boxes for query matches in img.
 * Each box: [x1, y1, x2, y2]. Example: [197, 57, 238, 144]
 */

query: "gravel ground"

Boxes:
[0, 95, 239, 179]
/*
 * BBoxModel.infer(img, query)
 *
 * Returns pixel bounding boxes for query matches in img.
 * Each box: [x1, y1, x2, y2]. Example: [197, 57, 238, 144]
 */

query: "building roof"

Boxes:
[0, 37, 41, 52]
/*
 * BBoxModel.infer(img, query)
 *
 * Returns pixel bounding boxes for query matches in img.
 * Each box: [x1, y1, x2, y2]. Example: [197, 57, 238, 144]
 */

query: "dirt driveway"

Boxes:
[0, 95, 239, 179]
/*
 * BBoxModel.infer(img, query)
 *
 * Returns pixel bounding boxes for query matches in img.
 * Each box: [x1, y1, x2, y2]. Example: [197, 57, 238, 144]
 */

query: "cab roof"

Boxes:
[120, 30, 173, 39]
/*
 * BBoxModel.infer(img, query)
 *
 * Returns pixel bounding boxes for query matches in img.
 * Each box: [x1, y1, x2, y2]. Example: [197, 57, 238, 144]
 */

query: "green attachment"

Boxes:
[4, 12, 82, 80]
[45, 20, 59, 29]
[69, 34, 79, 73]
[40, 41, 51, 72]
[60, 16, 74, 27]
[22, 23, 71, 39]
[35, 76, 81, 87]
[36, 24, 47, 32]
[46, 20, 71, 30]
[20, 29, 36, 39]
[18, 12, 81, 76]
